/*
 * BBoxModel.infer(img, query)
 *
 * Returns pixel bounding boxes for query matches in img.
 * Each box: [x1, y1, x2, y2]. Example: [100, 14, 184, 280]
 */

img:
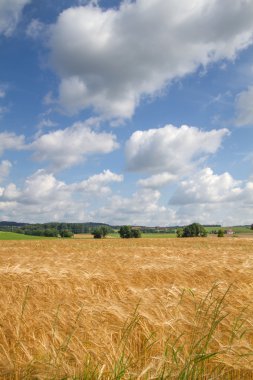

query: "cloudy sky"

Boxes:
[0, 0, 253, 226]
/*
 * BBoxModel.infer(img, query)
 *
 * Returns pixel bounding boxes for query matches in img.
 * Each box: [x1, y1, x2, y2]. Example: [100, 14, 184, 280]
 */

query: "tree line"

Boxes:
[1, 220, 249, 239]
[92, 225, 141, 239]
[176, 223, 225, 238]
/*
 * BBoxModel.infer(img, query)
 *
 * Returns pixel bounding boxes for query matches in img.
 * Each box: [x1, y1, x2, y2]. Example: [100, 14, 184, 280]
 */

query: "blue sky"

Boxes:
[0, 0, 253, 226]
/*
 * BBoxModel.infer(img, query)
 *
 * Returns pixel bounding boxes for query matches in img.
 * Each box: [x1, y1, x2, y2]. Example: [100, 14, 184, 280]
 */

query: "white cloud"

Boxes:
[235, 85, 253, 126]
[43, 91, 54, 106]
[0, 132, 25, 156]
[138, 172, 177, 189]
[20, 170, 68, 205]
[0, 169, 123, 222]
[31, 119, 119, 170]
[0, 160, 12, 183]
[0, 89, 6, 98]
[0, 166, 252, 226]
[0, 0, 31, 36]
[1, 174, 173, 225]
[73, 169, 123, 194]
[240, 181, 253, 204]
[26, 19, 45, 39]
[91, 188, 175, 226]
[126, 124, 229, 173]
[36, 118, 58, 131]
[1, 170, 68, 205]
[170, 168, 243, 205]
[2, 183, 21, 200]
[93, 186, 242, 227]
[48, 0, 253, 118]
[174, 200, 253, 227]
[166, 168, 253, 225]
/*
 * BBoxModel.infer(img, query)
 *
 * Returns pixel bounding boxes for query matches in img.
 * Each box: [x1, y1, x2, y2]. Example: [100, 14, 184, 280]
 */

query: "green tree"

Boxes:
[176, 228, 183, 238]
[131, 229, 142, 238]
[60, 230, 73, 238]
[119, 226, 132, 238]
[119, 226, 142, 238]
[182, 223, 207, 238]
[251, 224, 253, 230]
[100, 226, 110, 237]
[44, 228, 58, 237]
[92, 226, 109, 239]
[92, 228, 103, 239]
[217, 229, 224, 237]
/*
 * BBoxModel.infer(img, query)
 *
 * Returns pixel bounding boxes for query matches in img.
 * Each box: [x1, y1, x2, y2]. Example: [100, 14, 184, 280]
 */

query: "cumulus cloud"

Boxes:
[73, 169, 123, 194]
[20, 170, 67, 205]
[235, 85, 253, 126]
[1, 170, 68, 206]
[170, 168, 243, 205]
[91, 188, 175, 226]
[0, 160, 12, 183]
[166, 167, 253, 225]
[0, 175, 175, 225]
[48, 0, 253, 118]
[0, 132, 25, 156]
[36, 118, 58, 131]
[31, 120, 119, 170]
[126, 124, 229, 173]
[0, 122, 118, 172]
[0, 0, 31, 36]
[2, 183, 21, 200]
[0, 171, 169, 225]
[0, 169, 123, 222]
[138, 172, 177, 189]
[174, 199, 253, 227]
[0, 165, 252, 225]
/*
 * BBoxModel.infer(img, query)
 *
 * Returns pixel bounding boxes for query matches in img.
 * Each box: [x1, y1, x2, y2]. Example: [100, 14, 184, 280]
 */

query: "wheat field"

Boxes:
[0, 237, 253, 379]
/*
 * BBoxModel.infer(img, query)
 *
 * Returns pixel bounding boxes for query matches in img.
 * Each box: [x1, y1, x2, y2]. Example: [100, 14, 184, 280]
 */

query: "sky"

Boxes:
[0, 0, 253, 226]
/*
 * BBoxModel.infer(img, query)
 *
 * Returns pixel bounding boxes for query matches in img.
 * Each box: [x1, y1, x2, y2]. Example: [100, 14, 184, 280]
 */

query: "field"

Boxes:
[0, 231, 48, 240]
[73, 233, 177, 239]
[110, 233, 177, 239]
[204, 226, 253, 234]
[1, 237, 253, 379]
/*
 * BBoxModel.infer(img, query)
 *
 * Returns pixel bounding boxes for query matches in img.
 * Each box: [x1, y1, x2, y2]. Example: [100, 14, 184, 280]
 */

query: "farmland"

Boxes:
[0, 237, 253, 379]
[0, 231, 48, 240]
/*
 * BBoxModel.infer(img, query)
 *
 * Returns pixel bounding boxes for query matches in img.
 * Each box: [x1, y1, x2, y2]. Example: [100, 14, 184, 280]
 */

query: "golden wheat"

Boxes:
[0, 237, 253, 379]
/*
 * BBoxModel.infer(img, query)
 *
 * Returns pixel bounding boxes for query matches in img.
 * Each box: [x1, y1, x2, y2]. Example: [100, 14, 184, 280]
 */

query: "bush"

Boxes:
[182, 223, 207, 238]
[60, 230, 74, 238]
[92, 228, 103, 239]
[176, 228, 183, 238]
[91, 226, 109, 239]
[119, 226, 142, 238]
[119, 226, 132, 238]
[217, 229, 224, 237]
[131, 229, 142, 238]
[23, 228, 58, 237]
[44, 228, 58, 237]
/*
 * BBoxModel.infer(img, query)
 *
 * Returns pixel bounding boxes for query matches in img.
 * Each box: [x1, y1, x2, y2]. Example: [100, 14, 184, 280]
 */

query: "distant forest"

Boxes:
[0, 221, 114, 237]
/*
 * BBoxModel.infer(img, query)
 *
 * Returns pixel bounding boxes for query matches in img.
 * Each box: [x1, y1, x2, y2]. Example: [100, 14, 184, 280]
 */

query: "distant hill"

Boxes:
[0, 221, 115, 234]
[0, 221, 28, 227]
